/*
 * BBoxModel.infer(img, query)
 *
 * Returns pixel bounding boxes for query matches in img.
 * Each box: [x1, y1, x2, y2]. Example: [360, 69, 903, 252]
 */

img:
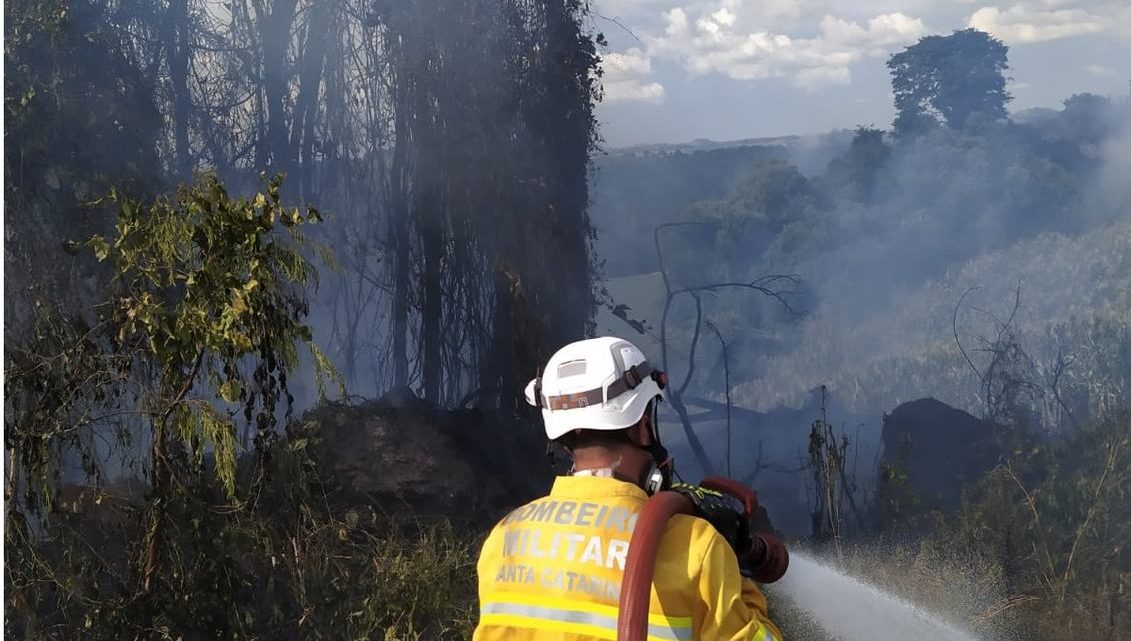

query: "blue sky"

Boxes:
[590, 0, 1131, 147]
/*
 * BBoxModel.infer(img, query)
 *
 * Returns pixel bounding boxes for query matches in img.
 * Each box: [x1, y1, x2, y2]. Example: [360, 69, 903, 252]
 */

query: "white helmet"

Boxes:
[525, 336, 668, 441]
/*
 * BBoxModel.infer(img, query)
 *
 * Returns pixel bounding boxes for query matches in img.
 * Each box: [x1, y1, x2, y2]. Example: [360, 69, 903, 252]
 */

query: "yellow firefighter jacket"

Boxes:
[472, 475, 784, 641]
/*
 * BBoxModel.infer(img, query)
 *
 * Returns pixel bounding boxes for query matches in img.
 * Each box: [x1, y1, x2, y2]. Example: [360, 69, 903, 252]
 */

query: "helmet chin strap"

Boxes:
[638, 401, 674, 495]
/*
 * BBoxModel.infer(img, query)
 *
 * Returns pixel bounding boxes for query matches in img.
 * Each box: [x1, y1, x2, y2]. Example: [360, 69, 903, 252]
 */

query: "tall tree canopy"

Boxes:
[887, 28, 1012, 136]
[4, 0, 603, 411]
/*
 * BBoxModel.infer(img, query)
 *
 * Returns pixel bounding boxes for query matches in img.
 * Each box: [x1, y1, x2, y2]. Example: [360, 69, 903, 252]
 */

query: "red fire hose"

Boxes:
[617, 491, 693, 641]
[701, 476, 758, 516]
[617, 477, 789, 641]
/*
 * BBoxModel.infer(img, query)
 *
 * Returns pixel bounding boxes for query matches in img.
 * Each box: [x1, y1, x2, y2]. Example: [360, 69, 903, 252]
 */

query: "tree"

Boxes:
[888, 28, 1011, 136]
[4, 0, 164, 328]
[5, 173, 341, 637]
[823, 126, 891, 203]
[375, 0, 601, 407]
[5, 0, 603, 411]
[669, 158, 827, 287]
[653, 219, 803, 476]
[1059, 93, 1120, 149]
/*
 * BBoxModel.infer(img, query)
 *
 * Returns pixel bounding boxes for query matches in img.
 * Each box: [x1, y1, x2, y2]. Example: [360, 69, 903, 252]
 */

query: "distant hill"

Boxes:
[600, 130, 855, 161]
[602, 135, 803, 158]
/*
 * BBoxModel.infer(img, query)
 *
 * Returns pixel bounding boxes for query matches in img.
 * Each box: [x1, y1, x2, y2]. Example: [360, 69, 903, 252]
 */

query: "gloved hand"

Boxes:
[670, 482, 751, 559]
[670, 482, 788, 584]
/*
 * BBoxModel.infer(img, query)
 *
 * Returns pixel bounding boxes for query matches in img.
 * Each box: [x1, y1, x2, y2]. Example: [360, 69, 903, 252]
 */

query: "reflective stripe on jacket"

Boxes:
[472, 475, 784, 641]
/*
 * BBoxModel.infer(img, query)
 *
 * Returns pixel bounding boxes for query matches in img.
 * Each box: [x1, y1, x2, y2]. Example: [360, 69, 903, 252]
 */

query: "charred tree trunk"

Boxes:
[141, 420, 168, 594]
[389, 66, 410, 389]
[478, 268, 513, 412]
[289, 0, 329, 199]
[167, 0, 193, 178]
[418, 173, 443, 402]
[257, 0, 297, 174]
[416, 14, 445, 404]
[525, 0, 595, 348]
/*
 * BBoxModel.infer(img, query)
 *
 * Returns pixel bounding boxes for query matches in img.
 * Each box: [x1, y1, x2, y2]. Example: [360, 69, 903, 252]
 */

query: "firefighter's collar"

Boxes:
[551, 474, 649, 500]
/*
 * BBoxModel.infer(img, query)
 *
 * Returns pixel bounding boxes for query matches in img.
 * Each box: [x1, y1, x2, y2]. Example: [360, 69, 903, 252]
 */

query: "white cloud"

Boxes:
[968, 4, 1104, 43]
[647, 5, 926, 89]
[711, 7, 737, 27]
[821, 13, 928, 53]
[600, 48, 667, 104]
[605, 80, 667, 103]
[603, 47, 654, 76]
[594, 0, 1127, 105]
[666, 7, 690, 35]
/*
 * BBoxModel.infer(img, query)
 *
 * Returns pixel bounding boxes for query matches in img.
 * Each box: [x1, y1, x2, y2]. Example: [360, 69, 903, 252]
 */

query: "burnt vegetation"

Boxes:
[6, 0, 599, 637]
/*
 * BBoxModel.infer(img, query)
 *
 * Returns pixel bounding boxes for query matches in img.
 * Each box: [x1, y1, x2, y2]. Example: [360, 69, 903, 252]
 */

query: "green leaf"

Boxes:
[218, 380, 242, 403]
[297, 325, 313, 341]
[89, 235, 110, 261]
[229, 292, 248, 315]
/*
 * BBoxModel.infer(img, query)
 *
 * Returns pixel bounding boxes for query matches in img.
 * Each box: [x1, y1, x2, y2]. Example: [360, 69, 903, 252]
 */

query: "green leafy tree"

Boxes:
[5, 172, 342, 637]
[1059, 92, 1122, 149]
[676, 158, 828, 285]
[822, 126, 891, 203]
[888, 28, 1012, 136]
[89, 172, 340, 593]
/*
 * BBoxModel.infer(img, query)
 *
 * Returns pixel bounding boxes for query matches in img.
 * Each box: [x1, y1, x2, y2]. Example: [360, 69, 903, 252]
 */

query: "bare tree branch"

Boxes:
[705, 320, 732, 478]
[678, 293, 703, 397]
[953, 286, 986, 388]
[653, 220, 805, 477]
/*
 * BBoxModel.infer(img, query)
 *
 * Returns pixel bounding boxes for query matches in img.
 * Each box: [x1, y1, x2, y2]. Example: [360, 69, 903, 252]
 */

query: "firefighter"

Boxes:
[473, 336, 786, 641]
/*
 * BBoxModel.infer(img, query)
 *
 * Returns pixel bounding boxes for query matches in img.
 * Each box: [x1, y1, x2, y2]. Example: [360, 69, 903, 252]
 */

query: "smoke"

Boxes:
[595, 91, 1131, 535]
[741, 100, 1131, 413]
[785, 129, 854, 177]
[8, 0, 610, 494]
[1092, 115, 1131, 222]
